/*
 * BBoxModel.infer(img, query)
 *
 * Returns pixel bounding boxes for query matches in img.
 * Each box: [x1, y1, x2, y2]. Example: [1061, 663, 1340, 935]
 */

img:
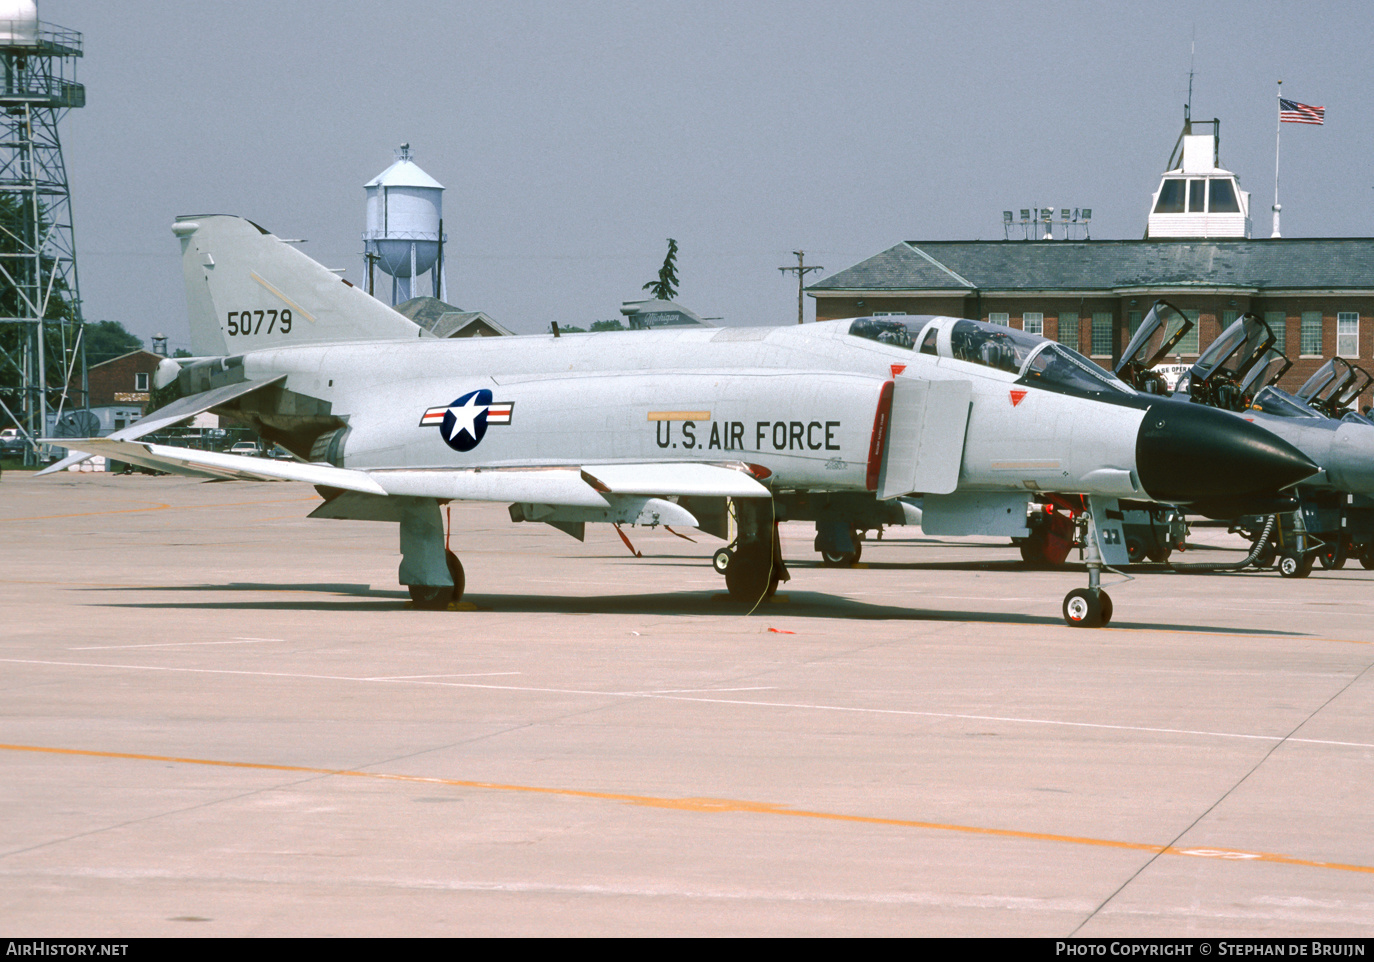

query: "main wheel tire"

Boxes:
[713, 547, 733, 574]
[445, 550, 466, 602]
[725, 545, 774, 603]
[1253, 541, 1277, 569]
[1125, 537, 1147, 564]
[1098, 590, 1113, 626]
[1318, 542, 1347, 570]
[821, 549, 858, 567]
[1063, 588, 1103, 628]
[408, 584, 451, 610]
[1019, 533, 1048, 566]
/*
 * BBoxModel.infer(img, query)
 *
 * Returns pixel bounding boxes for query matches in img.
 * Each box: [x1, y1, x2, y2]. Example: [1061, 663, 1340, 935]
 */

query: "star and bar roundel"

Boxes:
[419, 389, 514, 452]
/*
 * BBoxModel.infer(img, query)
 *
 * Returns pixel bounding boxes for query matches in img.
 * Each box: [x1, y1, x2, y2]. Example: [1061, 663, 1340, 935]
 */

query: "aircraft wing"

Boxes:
[52, 438, 389, 494]
[49, 437, 769, 506]
[35, 376, 287, 476]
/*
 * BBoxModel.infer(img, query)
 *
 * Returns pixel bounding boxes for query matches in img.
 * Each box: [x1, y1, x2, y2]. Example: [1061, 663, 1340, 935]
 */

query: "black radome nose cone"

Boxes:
[1136, 401, 1318, 504]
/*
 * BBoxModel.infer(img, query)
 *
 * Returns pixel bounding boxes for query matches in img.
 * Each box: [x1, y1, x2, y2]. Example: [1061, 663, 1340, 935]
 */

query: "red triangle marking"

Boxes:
[890, 364, 907, 378]
[1009, 390, 1027, 407]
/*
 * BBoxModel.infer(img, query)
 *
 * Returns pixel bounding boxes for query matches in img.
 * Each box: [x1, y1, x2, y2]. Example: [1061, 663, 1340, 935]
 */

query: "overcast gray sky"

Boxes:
[48, 0, 1373, 351]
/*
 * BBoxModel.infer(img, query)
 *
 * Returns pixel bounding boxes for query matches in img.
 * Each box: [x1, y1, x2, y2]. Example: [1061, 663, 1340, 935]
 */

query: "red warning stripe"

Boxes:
[866, 380, 894, 491]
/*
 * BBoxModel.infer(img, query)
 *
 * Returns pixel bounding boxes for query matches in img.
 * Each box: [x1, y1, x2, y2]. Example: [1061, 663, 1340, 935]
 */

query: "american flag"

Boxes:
[1280, 98, 1325, 125]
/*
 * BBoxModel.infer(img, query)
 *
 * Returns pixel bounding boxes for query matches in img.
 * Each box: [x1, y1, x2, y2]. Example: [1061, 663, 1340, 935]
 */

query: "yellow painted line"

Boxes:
[647, 411, 710, 421]
[4, 742, 1371, 877]
[249, 272, 315, 323]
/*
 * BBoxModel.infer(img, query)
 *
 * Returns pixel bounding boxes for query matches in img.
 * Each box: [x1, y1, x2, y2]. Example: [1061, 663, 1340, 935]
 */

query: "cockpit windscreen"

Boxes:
[1019, 342, 1135, 397]
[1251, 385, 1322, 419]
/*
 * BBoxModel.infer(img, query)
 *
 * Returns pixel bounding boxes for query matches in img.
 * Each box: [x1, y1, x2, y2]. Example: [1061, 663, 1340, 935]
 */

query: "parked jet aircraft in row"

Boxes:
[44, 216, 1317, 626]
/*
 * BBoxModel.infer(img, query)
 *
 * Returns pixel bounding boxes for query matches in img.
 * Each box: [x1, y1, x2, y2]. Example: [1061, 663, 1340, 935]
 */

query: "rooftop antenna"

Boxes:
[1185, 31, 1195, 126]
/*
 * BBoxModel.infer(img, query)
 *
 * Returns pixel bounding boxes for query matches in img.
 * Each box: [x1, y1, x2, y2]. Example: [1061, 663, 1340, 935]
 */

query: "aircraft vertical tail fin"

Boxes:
[175, 214, 427, 356]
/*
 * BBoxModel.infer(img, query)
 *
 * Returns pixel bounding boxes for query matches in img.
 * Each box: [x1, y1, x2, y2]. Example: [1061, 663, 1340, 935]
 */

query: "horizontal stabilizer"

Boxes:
[36, 376, 286, 476]
[53, 439, 388, 495]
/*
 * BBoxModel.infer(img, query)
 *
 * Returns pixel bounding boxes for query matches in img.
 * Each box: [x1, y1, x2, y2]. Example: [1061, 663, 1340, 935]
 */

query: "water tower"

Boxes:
[0, 0, 85, 464]
[362, 144, 446, 305]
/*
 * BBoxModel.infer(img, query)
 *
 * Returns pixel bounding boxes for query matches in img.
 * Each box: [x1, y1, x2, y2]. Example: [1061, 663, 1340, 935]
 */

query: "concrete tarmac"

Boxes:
[2, 473, 1372, 936]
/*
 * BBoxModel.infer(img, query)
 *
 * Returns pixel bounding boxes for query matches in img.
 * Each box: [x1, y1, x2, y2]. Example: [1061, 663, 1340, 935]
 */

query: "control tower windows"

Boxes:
[1155, 179, 1185, 214]
[1188, 180, 1206, 213]
[1210, 179, 1241, 213]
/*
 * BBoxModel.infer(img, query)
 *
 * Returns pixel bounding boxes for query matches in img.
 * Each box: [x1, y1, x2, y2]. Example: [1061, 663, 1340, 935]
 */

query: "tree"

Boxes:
[83, 320, 143, 366]
[590, 319, 625, 332]
[642, 238, 679, 301]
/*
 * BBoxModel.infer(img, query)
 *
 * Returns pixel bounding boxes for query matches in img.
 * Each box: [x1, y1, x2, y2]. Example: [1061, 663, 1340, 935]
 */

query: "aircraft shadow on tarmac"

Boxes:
[87, 582, 1304, 635]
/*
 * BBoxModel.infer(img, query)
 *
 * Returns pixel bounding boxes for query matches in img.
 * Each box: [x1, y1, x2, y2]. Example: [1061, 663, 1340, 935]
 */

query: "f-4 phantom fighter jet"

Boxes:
[45, 216, 1319, 626]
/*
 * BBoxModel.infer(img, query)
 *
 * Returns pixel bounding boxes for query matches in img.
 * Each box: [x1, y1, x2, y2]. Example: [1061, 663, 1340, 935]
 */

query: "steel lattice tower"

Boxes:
[0, 4, 83, 465]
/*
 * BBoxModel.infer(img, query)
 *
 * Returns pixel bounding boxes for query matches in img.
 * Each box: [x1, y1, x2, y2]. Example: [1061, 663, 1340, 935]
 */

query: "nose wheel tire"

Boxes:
[712, 547, 733, 574]
[1063, 588, 1111, 628]
[1279, 551, 1314, 578]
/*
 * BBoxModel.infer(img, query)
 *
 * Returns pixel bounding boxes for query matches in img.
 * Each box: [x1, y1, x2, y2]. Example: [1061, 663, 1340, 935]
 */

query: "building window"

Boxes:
[1338, 312, 1359, 358]
[1301, 311, 1323, 356]
[1058, 313, 1079, 348]
[134, 373, 149, 391]
[1090, 312, 1113, 357]
[871, 311, 907, 317]
[1128, 311, 1143, 337]
[988, 312, 1009, 326]
[1022, 312, 1043, 336]
[1264, 311, 1286, 355]
[1174, 311, 1200, 355]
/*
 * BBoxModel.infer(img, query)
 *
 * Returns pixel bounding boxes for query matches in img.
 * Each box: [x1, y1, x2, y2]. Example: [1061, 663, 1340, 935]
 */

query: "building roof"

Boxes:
[430, 311, 514, 338]
[809, 238, 1374, 294]
[394, 296, 512, 337]
[88, 349, 162, 370]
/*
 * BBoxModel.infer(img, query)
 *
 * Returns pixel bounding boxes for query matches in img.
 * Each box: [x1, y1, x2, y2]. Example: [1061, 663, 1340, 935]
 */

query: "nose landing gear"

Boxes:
[1061, 496, 1126, 628]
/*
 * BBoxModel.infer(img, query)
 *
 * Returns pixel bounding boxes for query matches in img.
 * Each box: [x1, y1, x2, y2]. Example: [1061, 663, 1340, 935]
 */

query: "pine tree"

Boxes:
[642, 238, 679, 301]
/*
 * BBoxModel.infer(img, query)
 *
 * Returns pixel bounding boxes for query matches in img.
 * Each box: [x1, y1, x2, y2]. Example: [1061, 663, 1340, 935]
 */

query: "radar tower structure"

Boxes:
[0, 1, 85, 465]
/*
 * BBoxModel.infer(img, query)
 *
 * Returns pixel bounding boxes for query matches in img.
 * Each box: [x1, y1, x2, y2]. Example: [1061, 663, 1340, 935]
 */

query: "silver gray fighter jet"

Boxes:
[1142, 307, 1374, 573]
[44, 216, 1318, 626]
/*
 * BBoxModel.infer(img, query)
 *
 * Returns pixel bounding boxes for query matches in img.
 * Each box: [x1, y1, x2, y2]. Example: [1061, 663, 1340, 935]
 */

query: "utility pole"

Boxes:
[779, 250, 823, 324]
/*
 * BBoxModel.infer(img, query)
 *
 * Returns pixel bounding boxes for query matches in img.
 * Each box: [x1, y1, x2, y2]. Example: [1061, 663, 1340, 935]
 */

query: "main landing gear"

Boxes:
[399, 498, 465, 610]
[720, 498, 789, 604]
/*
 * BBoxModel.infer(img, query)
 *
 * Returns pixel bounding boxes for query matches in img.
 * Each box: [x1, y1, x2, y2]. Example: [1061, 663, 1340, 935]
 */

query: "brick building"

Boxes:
[71, 349, 161, 433]
[808, 237, 1374, 409]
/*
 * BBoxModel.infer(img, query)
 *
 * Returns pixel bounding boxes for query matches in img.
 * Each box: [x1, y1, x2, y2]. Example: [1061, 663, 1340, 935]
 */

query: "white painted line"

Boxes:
[361, 672, 523, 681]
[69, 638, 284, 651]
[3, 657, 1371, 751]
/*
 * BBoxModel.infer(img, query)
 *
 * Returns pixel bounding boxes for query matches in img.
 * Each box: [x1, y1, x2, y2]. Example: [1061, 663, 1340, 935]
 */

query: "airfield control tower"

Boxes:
[0, 0, 85, 465]
[1146, 116, 1251, 239]
[362, 144, 447, 306]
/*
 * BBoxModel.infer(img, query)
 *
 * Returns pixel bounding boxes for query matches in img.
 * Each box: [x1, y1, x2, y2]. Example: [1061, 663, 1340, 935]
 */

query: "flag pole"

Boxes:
[1272, 80, 1282, 238]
